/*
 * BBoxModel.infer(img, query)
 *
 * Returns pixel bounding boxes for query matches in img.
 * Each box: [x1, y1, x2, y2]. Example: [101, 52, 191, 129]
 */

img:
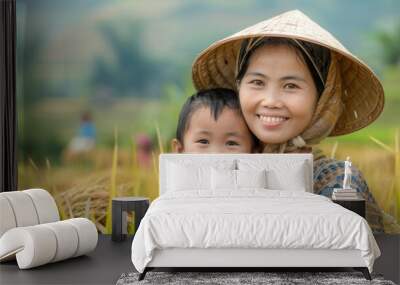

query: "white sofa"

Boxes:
[0, 189, 98, 269]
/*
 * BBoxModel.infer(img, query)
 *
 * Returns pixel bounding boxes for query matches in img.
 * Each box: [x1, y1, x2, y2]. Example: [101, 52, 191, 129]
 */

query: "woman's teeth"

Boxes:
[258, 115, 287, 123]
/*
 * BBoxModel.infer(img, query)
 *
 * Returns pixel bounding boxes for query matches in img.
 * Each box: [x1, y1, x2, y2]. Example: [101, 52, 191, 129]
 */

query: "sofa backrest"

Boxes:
[0, 189, 60, 238]
[159, 153, 313, 195]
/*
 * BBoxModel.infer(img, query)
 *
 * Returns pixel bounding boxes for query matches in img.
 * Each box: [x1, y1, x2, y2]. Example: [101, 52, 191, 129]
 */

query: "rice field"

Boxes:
[18, 128, 400, 234]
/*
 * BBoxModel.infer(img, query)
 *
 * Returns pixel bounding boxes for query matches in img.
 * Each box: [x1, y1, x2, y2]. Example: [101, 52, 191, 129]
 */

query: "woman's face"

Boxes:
[238, 44, 318, 145]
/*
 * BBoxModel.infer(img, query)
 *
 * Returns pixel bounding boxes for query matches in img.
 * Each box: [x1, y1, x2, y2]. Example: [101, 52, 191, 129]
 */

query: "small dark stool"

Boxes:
[112, 197, 149, 242]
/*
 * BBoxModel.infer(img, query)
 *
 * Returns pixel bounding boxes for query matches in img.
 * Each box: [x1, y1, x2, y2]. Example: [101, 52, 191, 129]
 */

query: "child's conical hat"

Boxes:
[192, 10, 384, 136]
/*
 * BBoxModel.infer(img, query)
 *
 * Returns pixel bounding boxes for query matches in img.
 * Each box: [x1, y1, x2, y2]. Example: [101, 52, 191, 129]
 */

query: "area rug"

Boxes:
[116, 271, 396, 285]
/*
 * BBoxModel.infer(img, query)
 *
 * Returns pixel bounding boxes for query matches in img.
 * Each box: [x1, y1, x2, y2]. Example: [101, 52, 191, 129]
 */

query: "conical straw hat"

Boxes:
[192, 10, 384, 136]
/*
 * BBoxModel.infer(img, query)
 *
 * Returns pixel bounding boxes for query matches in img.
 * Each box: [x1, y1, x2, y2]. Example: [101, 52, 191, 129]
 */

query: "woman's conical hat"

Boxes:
[192, 10, 384, 136]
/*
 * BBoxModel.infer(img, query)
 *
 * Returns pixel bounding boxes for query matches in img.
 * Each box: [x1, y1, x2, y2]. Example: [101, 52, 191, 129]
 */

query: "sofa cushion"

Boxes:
[0, 218, 98, 269]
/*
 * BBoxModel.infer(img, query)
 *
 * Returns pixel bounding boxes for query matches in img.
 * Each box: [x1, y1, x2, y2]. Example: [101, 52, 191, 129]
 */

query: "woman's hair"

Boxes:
[236, 37, 331, 96]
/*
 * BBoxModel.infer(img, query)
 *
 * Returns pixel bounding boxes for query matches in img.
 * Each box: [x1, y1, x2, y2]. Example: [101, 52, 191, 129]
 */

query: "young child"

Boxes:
[171, 88, 259, 153]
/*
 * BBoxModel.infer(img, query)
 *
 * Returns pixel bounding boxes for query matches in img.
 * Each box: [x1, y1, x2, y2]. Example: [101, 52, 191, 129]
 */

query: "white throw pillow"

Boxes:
[236, 169, 267, 189]
[211, 168, 267, 190]
[211, 168, 236, 190]
[238, 159, 310, 192]
[165, 159, 237, 193]
[266, 160, 309, 191]
[167, 162, 211, 191]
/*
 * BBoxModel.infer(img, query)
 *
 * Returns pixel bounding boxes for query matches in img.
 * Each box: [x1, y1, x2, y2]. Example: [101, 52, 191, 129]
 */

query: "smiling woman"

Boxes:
[191, 10, 387, 232]
[237, 41, 320, 146]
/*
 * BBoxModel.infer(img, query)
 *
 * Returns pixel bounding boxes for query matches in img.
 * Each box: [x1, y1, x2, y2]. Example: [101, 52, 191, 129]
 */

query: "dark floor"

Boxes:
[0, 235, 135, 285]
[0, 234, 398, 285]
[374, 234, 400, 284]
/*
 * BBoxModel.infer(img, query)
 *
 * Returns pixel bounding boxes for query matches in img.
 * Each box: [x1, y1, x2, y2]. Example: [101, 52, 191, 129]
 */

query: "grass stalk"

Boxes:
[394, 129, 400, 221]
[105, 126, 119, 234]
[155, 122, 164, 154]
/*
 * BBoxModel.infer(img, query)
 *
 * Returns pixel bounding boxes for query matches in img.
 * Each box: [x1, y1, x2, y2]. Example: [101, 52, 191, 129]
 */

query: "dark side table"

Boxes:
[332, 196, 366, 218]
[112, 197, 150, 242]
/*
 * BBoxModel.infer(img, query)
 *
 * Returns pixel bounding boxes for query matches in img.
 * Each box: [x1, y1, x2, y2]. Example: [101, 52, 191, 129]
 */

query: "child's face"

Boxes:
[238, 44, 318, 145]
[172, 107, 254, 153]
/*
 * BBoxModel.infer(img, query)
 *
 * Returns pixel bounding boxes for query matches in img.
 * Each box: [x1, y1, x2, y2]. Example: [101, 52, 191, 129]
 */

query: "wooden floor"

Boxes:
[0, 234, 398, 285]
